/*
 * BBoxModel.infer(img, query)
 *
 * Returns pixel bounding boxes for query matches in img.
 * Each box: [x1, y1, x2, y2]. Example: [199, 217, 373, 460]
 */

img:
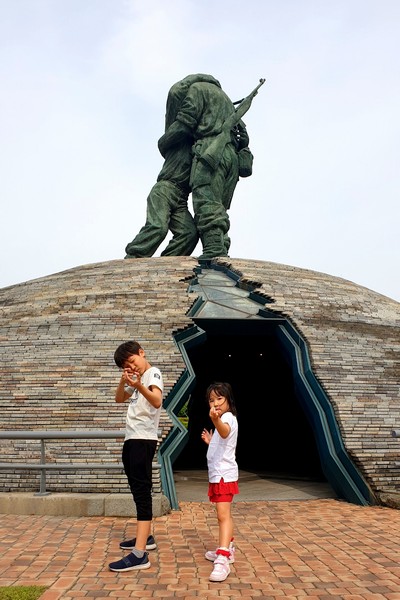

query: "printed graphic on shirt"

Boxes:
[129, 389, 139, 405]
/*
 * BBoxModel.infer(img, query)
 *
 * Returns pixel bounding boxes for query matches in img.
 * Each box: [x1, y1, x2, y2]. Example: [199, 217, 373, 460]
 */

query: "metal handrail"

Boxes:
[0, 430, 126, 439]
[0, 430, 160, 496]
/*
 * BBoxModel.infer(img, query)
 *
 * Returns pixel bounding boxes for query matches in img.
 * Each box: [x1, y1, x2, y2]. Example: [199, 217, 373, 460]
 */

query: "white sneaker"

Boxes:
[209, 554, 230, 582]
[205, 544, 235, 563]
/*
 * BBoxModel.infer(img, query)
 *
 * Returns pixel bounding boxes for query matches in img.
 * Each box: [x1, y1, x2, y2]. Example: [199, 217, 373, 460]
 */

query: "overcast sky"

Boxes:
[1, 0, 399, 301]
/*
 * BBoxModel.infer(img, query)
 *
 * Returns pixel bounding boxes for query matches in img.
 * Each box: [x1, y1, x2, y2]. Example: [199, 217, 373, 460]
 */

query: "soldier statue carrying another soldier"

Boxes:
[124, 74, 264, 260]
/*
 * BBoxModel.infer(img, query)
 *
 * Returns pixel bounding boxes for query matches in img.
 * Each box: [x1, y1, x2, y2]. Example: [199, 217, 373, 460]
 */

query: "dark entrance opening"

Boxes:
[173, 319, 325, 481]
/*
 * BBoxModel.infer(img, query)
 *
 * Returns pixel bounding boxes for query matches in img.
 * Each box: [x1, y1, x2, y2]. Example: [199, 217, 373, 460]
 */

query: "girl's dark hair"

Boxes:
[206, 382, 237, 416]
[114, 341, 143, 368]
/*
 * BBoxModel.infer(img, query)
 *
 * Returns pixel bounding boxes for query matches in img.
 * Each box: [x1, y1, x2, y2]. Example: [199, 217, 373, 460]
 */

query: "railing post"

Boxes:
[0, 430, 135, 497]
[34, 438, 50, 496]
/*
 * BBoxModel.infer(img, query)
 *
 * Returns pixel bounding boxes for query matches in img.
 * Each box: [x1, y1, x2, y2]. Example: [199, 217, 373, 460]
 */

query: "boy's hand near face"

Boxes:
[115, 368, 140, 403]
[122, 368, 140, 388]
[119, 368, 162, 409]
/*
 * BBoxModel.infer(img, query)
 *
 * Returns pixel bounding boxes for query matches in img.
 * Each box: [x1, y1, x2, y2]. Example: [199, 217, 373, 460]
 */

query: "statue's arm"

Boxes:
[158, 121, 192, 157]
[158, 84, 205, 157]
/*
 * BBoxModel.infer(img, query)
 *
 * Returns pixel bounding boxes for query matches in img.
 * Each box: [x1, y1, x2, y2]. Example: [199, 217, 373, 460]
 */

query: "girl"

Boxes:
[201, 382, 239, 582]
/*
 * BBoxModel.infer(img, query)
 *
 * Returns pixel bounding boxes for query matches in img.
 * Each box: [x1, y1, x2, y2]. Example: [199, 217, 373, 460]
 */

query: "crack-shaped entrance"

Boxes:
[159, 263, 375, 509]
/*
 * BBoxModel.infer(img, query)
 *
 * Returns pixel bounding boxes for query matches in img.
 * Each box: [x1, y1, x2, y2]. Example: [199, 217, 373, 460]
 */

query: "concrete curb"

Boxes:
[0, 492, 171, 517]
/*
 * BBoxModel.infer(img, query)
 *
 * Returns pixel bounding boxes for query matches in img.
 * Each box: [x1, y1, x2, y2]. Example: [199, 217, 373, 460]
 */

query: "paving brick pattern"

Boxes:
[1, 499, 399, 599]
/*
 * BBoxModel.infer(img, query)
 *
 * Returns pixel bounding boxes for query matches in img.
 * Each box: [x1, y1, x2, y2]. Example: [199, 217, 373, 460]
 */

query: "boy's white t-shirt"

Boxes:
[124, 366, 163, 441]
[207, 411, 238, 483]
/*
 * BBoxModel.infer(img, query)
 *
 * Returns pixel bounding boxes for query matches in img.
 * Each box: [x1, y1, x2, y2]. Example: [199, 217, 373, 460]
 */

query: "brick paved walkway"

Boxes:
[0, 499, 399, 599]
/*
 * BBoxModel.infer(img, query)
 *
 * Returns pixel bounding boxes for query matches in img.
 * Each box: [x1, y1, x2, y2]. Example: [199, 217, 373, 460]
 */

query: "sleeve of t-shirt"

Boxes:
[221, 412, 233, 429]
[148, 368, 164, 393]
[221, 412, 236, 430]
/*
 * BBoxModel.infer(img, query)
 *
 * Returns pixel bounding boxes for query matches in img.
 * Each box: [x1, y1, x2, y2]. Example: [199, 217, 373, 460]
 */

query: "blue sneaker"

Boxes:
[119, 534, 156, 551]
[109, 552, 150, 572]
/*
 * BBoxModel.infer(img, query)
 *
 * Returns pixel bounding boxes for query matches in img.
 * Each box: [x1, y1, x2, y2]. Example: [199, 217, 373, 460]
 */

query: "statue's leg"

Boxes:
[221, 145, 239, 212]
[224, 233, 231, 254]
[161, 190, 199, 257]
[210, 145, 238, 257]
[191, 159, 230, 258]
[198, 227, 227, 259]
[124, 182, 171, 258]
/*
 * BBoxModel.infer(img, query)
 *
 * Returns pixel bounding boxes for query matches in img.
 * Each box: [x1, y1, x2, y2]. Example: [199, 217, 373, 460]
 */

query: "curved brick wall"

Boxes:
[0, 257, 198, 493]
[0, 257, 399, 504]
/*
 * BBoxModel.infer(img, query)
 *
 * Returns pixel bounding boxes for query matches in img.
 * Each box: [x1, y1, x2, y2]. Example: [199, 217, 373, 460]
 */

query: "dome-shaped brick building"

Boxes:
[0, 257, 399, 511]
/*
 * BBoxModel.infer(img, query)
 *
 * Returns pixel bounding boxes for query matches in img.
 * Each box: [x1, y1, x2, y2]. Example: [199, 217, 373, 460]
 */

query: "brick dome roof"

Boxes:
[1, 257, 399, 505]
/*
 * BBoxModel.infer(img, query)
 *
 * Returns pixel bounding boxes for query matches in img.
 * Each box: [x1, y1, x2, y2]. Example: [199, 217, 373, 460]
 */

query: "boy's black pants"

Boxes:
[122, 439, 157, 521]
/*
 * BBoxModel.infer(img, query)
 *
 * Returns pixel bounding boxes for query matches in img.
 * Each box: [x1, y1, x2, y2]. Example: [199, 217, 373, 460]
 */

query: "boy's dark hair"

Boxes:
[206, 382, 237, 416]
[114, 341, 143, 368]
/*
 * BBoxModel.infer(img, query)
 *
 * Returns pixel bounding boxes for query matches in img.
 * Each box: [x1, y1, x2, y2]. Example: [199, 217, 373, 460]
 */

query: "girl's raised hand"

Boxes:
[209, 405, 222, 421]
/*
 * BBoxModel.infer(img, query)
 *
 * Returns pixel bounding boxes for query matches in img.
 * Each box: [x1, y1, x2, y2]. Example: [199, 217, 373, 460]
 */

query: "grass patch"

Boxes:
[178, 400, 189, 429]
[178, 416, 188, 428]
[0, 586, 47, 600]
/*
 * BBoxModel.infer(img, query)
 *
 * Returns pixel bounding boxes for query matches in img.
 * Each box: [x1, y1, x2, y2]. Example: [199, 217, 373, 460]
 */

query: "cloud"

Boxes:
[99, 0, 238, 102]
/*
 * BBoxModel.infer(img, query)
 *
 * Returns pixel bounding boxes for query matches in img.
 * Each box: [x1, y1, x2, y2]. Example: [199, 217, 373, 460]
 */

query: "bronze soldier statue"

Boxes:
[125, 75, 263, 259]
[125, 75, 220, 258]
[159, 76, 263, 258]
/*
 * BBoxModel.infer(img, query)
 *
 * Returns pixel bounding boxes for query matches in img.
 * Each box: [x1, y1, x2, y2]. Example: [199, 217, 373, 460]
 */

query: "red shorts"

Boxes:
[208, 478, 239, 503]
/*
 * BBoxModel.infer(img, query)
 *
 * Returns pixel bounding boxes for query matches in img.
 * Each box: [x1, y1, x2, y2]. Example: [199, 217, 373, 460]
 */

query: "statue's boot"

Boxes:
[199, 228, 228, 259]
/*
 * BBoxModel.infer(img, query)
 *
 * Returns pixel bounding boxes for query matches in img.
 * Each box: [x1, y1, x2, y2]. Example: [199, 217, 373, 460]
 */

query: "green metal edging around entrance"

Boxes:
[158, 326, 206, 509]
[158, 262, 375, 509]
[276, 322, 375, 506]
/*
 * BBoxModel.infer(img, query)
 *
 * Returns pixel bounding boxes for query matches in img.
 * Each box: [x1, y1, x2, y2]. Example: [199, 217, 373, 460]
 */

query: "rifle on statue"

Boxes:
[201, 78, 266, 171]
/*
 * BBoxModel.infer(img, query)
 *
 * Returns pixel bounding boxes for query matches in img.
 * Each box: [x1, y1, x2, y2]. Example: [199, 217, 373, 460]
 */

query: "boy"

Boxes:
[108, 341, 163, 572]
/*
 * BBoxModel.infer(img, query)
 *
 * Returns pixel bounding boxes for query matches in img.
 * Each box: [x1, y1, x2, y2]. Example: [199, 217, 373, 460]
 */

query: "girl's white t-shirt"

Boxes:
[206, 411, 238, 483]
[124, 366, 163, 441]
